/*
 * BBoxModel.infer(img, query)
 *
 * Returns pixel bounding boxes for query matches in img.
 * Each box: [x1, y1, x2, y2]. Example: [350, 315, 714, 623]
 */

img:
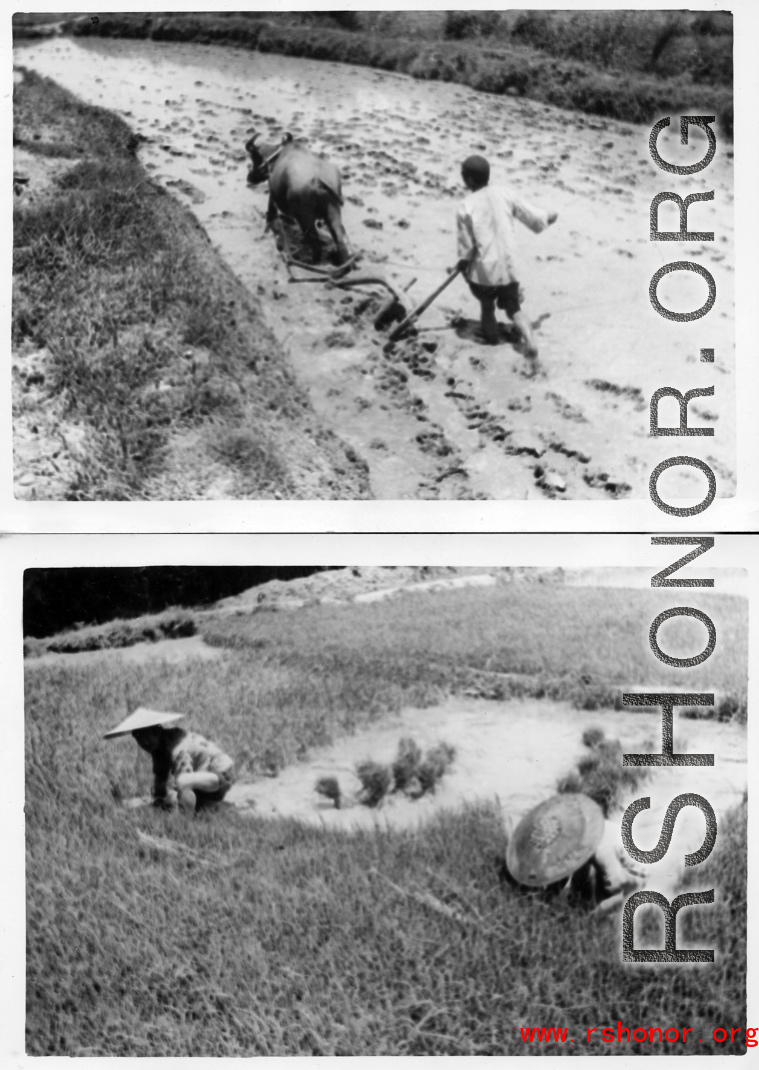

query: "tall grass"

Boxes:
[70, 11, 734, 137]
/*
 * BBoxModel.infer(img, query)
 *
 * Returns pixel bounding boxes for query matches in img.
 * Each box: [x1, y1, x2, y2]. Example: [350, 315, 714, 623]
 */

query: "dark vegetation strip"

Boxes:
[68, 11, 734, 137]
[13, 70, 369, 500]
[23, 609, 198, 658]
[22, 566, 334, 639]
[25, 649, 747, 1054]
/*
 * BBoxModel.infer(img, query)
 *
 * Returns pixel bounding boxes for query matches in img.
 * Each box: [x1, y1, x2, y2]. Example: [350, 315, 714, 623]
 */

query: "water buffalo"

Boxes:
[245, 132, 352, 264]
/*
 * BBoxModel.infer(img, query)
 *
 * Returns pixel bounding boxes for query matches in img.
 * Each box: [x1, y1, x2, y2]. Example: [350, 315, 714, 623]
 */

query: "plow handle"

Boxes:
[387, 263, 465, 342]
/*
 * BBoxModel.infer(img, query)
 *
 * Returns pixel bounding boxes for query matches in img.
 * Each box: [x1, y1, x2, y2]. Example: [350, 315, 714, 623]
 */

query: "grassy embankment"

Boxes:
[23, 607, 199, 658]
[26, 584, 748, 1053]
[12, 71, 369, 500]
[70, 10, 733, 137]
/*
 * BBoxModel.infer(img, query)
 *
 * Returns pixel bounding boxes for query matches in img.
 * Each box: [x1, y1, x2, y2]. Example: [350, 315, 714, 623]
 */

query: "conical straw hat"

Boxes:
[506, 793, 605, 887]
[104, 707, 185, 739]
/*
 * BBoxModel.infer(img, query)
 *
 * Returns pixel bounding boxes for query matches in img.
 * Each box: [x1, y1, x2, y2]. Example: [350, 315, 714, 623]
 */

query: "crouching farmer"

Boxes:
[503, 793, 647, 911]
[105, 707, 235, 815]
[456, 154, 557, 356]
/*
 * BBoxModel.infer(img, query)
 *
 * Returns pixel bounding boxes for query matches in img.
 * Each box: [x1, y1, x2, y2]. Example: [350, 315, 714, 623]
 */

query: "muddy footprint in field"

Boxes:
[584, 378, 646, 411]
[443, 376, 513, 444]
[583, 470, 632, 498]
[444, 387, 474, 402]
[416, 428, 454, 458]
[545, 391, 588, 423]
[400, 341, 437, 380]
[547, 438, 591, 464]
[533, 464, 568, 497]
[517, 357, 547, 381]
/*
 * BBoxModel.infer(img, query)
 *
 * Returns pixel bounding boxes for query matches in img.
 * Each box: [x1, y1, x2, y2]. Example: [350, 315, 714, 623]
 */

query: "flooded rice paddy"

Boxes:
[18, 36, 735, 499]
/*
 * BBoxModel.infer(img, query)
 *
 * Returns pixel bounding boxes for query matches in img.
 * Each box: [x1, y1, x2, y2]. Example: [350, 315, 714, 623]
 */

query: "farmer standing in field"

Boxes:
[105, 707, 235, 815]
[456, 154, 558, 355]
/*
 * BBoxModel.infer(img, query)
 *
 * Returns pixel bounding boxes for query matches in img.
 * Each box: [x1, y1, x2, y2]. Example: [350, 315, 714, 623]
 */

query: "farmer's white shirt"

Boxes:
[456, 185, 550, 287]
[171, 731, 234, 778]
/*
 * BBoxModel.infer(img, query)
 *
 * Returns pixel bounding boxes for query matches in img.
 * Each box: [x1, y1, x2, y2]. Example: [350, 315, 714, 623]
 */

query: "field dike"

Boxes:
[66, 12, 733, 136]
[12, 69, 370, 500]
[25, 575, 748, 1054]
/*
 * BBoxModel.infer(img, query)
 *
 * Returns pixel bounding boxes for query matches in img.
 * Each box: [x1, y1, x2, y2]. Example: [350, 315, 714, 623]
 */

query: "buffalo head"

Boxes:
[245, 133, 269, 186]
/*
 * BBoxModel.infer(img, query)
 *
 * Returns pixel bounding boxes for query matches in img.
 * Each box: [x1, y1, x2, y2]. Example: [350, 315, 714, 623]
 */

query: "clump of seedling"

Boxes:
[391, 737, 456, 798]
[314, 736, 457, 811]
[557, 727, 648, 816]
[417, 742, 456, 795]
[355, 761, 392, 808]
[391, 736, 423, 793]
[358, 737, 456, 807]
[314, 775, 342, 809]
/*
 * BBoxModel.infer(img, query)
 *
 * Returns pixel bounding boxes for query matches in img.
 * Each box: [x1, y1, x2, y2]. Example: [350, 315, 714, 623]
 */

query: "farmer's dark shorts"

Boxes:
[468, 280, 521, 318]
[196, 766, 235, 810]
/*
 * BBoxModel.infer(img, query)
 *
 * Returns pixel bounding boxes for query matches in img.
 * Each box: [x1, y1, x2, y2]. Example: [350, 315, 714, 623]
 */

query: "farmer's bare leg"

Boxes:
[512, 309, 537, 358]
[176, 771, 220, 814]
[479, 295, 499, 344]
[178, 787, 197, 814]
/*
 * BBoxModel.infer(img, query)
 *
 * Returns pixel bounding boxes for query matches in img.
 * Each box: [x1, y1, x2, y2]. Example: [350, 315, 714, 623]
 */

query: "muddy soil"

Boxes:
[18, 37, 735, 500]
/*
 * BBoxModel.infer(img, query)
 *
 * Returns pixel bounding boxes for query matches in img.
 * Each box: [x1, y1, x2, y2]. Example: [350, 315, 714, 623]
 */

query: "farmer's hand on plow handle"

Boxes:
[387, 259, 471, 344]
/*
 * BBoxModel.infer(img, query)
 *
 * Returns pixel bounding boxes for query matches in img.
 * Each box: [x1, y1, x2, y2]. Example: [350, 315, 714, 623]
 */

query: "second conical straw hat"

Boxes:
[104, 707, 185, 739]
[506, 793, 605, 887]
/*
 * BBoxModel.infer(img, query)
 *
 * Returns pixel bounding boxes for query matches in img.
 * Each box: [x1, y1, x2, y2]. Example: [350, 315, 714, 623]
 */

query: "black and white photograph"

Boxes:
[12, 536, 751, 1056]
[11, 8, 737, 504]
[5, 3, 757, 1062]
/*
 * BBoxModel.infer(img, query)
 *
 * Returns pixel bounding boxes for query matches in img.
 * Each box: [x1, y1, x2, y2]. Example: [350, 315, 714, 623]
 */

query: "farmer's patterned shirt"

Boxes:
[456, 185, 551, 288]
[152, 730, 234, 800]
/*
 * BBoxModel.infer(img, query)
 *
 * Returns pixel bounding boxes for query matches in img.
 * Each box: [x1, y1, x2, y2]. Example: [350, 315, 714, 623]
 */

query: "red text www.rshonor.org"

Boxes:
[520, 1023, 758, 1046]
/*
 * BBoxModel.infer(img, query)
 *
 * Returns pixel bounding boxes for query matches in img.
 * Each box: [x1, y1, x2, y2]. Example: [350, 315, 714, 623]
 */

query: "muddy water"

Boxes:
[19, 37, 735, 499]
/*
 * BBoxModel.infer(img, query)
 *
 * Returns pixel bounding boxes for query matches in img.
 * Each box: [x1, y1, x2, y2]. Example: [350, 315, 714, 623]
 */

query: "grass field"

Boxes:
[26, 583, 749, 736]
[26, 583, 748, 1054]
[69, 10, 734, 137]
[13, 71, 369, 500]
[200, 584, 748, 714]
